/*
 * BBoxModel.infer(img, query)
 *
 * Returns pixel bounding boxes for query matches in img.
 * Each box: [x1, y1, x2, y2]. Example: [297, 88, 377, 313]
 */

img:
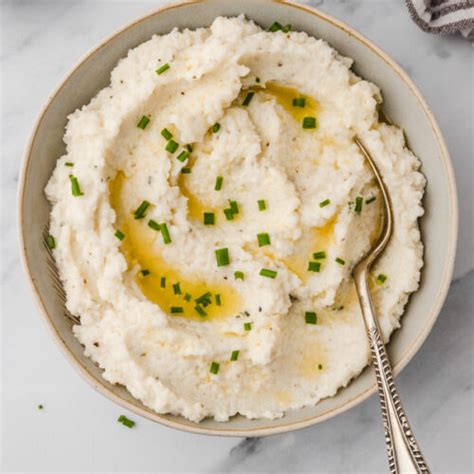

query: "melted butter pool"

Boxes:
[254, 81, 319, 124]
[109, 172, 240, 322]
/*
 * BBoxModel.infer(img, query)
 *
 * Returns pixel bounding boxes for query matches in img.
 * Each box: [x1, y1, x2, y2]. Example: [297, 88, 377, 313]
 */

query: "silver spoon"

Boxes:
[353, 137, 430, 474]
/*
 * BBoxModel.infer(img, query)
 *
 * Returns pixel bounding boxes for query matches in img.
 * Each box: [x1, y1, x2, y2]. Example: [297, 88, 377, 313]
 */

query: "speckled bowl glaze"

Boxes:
[18, 0, 457, 436]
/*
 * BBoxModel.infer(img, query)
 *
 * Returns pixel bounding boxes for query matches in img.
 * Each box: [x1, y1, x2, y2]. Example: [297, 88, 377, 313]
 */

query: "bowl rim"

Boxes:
[17, 0, 458, 437]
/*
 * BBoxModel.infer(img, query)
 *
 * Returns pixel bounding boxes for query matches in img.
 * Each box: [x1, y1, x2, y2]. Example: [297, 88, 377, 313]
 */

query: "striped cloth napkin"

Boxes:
[406, 0, 474, 40]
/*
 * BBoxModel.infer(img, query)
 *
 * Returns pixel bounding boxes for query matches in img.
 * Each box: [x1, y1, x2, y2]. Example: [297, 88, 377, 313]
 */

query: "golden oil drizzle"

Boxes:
[109, 172, 240, 321]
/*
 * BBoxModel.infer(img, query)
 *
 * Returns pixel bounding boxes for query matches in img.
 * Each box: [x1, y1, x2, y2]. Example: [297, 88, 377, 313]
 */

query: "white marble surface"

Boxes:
[1, 1, 472, 472]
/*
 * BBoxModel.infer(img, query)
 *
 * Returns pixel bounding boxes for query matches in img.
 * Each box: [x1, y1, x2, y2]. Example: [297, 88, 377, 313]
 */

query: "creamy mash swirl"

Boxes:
[46, 17, 425, 422]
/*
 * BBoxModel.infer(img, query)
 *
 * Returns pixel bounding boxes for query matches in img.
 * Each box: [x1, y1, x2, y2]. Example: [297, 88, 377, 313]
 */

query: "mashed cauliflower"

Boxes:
[45, 16, 425, 422]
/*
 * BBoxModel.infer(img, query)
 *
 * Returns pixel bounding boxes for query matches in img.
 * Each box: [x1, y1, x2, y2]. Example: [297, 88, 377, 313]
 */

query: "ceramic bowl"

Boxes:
[18, 0, 458, 436]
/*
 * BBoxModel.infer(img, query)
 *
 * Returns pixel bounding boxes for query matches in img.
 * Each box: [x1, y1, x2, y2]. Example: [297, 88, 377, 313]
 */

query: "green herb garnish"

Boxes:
[133, 200, 150, 219]
[366, 196, 377, 205]
[165, 139, 179, 153]
[160, 223, 171, 244]
[319, 199, 330, 208]
[257, 233, 271, 247]
[147, 219, 160, 231]
[160, 276, 166, 288]
[161, 128, 173, 140]
[170, 306, 183, 314]
[229, 200, 239, 215]
[268, 21, 283, 32]
[335, 257, 345, 265]
[230, 350, 240, 361]
[215, 248, 230, 267]
[212, 123, 221, 133]
[156, 63, 170, 75]
[203, 212, 215, 225]
[184, 293, 192, 302]
[214, 176, 223, 191]
[244, 322, 252, 331]
[64, 162, 74, 167]
[234, 271, 244, 281]
[140, 269, 150, 276]
[46, 234, 56, 249]
[242, 91, 255, 106]
[69, 175, 83, 196]
[302, 116, 317, 129]
[354, 196, 363, 214]
[172, 282, 181, 295]
[305, 311, 317, 324]
[215, 294, 222, 306]
[313, 251, 326, 260]
[210, 361, 220, 374]
[137, 115, 150, 129]
[260, 268, 277, 279]
[195, 305, 207, 317]
[118, 415, 135, 428]
[307, 261, 321, 272]
[180, 167, 192, 174]
[223, 208, 234, 221]
[292, 97, 305, 107]
[176, 150, 189, 162]
[376, 274, 388, 284]
[258, 199, 266, 211]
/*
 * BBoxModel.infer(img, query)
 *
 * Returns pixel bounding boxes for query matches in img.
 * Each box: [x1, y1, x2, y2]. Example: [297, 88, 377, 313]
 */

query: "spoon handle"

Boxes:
[354, 270, 430, 474]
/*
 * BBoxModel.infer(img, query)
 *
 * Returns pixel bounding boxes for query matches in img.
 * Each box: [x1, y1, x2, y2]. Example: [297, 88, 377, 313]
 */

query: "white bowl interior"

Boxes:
[20, 0, 456, 435]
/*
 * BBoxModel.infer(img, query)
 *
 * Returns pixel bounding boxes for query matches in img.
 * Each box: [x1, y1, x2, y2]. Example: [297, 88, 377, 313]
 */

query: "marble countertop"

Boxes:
[1, 1, 472, 472]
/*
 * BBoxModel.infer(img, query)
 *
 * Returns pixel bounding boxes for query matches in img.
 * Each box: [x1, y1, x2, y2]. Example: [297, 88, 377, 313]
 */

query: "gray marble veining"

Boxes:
[1, 1, 472, 472]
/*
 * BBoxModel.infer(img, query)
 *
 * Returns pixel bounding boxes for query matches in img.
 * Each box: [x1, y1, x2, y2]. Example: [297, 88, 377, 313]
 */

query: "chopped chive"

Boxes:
[212, 123, 221, 133]
[172, 282, 182, 295]
[215, 294, 222, 306]
[268, 21, 283, 32]
[38, 404, 43, 410]
[244, 322, 252, 331]
[214, 176, 223, 191]
[180, 167, 192, 174]
[156, 63, 170, 75]
[354, 196, 363, 214]
[147, 219, 161, 231]
[255, 77, 261, 83]
[229, 200, 239, 215]
[133, 200, 150, 219]
[137, 115, 150, 129]
[195, 305, 207, 317]
[161, 128, 173, 140]
[69, 175, 83, 197]
[366, 196, 377, 205]
[165, 139, 179, 153]
[305, 311, 317, 324]
[282, 24, 292, 32]
[319, 199, 331, 208]
[64, 162, 74, 167]
[215, 248, 230, 267]
[313, 251, 326, 260]
[258, 199, 266, 211]
[160, 276, 166, 288]
[176, 150, 189, 162]
[335, 257, 345, 265]
[46, 234, 56, 249]
[234, 271, 244, 281]
[210, 361, 220, 374]
[170, 306, 183, 314]
[223, 208, 234, 221]
[186, 144, 193, 152]
[203, 212, 215, 225]
[184, 293, 192, 302]
[318, 364, 323, 370]
[114, 229, 125, 241]
[242, 91, 255, 106]
[257, 233, 271, 247]
[307, 261, 321, 272]
[260, 268, 277, 279]
[376, 274, 388, 284]
[140, 269, 150, 276]
[302, 116, 317, 129]
[159, 223, 171, 244]
[230, 350, 240, 361]
[292, 97, 306, 107]
[195, 292, 212, 307]
[118, 415, 135, 428]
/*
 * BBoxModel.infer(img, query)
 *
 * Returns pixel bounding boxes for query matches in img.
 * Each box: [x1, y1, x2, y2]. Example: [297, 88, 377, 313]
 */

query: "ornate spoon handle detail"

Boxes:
[353, 270, 430, 474]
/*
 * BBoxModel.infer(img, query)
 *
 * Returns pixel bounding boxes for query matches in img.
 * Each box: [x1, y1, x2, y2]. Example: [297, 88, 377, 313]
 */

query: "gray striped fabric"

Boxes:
[405, 0, 474, 40]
